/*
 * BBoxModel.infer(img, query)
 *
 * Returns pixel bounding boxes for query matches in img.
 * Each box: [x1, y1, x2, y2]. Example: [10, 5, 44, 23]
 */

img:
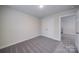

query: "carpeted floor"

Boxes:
[0, 35, 78, 53]
[0, 36, 59, 53]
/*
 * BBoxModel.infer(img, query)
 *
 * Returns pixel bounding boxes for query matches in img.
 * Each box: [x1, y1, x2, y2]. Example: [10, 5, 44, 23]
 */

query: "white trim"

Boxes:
[59, 13, 77, 41]
[59, 15, 61, 41]
[41, 34, 61, 41]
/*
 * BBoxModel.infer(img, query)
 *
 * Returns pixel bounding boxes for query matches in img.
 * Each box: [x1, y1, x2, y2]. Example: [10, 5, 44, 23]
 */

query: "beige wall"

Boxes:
[41, 15, 60, 41]
[0, 6, 41, 49]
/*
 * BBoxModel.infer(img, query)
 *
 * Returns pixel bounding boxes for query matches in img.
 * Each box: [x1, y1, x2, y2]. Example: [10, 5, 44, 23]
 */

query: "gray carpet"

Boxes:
[0, 36, 59, 53]
[0, 35, 78, 53]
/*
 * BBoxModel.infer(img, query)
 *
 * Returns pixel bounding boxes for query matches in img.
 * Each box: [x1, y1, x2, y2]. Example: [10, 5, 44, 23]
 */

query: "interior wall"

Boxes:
[0, 7, 2, 43]
[75, 9, 79, 52]
[41, 9, 77, 41]
[76, 9, 79, 32]
[0, 6, 41, 49]
[41, 16, 60, 41]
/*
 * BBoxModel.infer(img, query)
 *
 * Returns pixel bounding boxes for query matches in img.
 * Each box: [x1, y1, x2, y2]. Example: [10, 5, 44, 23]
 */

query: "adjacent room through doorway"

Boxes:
[60, 15, 78, 53]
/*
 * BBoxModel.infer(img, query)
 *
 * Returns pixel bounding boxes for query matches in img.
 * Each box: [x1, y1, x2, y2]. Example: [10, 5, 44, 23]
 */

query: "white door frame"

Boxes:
[59, 13, 77, 41]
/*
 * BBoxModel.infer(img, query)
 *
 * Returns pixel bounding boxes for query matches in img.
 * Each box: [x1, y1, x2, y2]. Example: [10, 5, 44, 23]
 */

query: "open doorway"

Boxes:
[60, 15, 78, 52]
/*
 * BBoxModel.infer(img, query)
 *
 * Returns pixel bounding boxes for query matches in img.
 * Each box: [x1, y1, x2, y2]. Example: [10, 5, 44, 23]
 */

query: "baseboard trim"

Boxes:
[41, 34, 61, 41]
[0, 34, 40, 49]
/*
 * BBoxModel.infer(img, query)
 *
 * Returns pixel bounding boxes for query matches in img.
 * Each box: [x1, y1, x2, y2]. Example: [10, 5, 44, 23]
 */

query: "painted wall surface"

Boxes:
[0, 6, 40, 49]
[41, 16, 60, 41]
[76, 9, 79, 52]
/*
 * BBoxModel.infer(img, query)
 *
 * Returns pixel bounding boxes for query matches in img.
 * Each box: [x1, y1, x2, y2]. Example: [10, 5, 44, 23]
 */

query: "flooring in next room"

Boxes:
[54, 34, 78, 53]
[0, 35, 78, 53]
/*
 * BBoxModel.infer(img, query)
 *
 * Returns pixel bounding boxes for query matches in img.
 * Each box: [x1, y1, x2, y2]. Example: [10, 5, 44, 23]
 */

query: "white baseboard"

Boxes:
[0, 34, 40, 49]
[41, 34, 61, 41]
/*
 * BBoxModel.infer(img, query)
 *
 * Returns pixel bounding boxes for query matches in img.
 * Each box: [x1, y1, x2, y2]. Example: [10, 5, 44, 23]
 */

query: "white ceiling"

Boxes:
[8, 5, 76, 19]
